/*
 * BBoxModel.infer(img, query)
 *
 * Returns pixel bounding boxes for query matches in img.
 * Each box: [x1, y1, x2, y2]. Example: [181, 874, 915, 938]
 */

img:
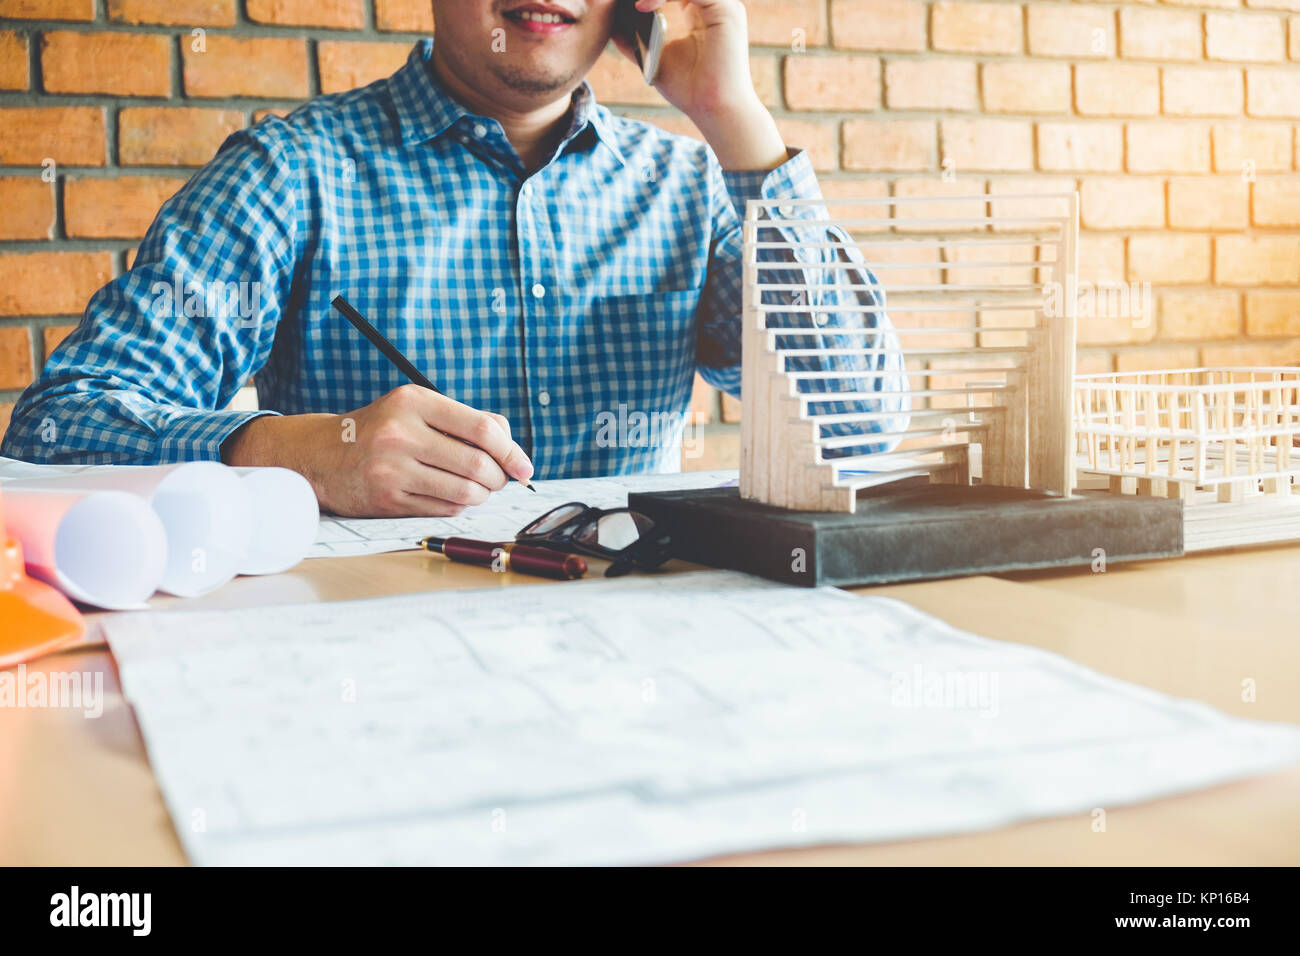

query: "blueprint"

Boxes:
[101, 570, 1300, 866]
[310, 469, 739, 557]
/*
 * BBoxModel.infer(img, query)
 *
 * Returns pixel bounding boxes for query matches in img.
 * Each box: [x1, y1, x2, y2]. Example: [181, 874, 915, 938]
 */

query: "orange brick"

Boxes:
[1212, 122, 1293, 172]
[0, 107, 105, 166]
[1075, 64, 1159, 116]
[784, 55, 881, 111]
[884, 59, 977, 110]
[1253, 176, 1300, 225]
[816, 177, 891, 233]
[842, 119, 934, 171]
[1115, 347, 1198, 373]
[1037, 122, 1123, 172]
[0, 327, 33, 390]
[981, 62, 1070, 114]
[1207, 12, 1286, 62]
[1126, 123, 1210, 173]
[318, 41, 411, 94]
[107, 0, 235, 25]
[251, 108, 290, 126]
[1128, 235, 1211, 284]
[1169, 176, 1249, 229]
[41, 31, 170, 97]
[1078, 233, 1127, 283]
[1027, 5, 1115, 58]
[1159, 291, 1241, 340]
[1247, 68, 1300, 116]
[773, 117, 838, 170]
[0, 178, 55, 240]
[1080, 177, 1164, 229]
[0, 0, 93, 19]
[1201, 341, 1300, 367]
[247, 0, 363, 29]
[118, 107, 244, 166]
[1162, 68, 1245, 116]
[746, 57, 779, 110]
[250, 0, 364, 28]
[0, 252, 113, 316]
[64, 176, 188, 239]
[42, 323, 76, 359]
[831, 0, 925, 52]
[1119, 7, 1202, 62]
[737, 0, 826, 47]
[1215, 235, 1300, 284]
[1167, 0, 1248, 9]
[0, 31, 27, 90]
[946, 241, 1035, 288]
[1244, 292, 1300, 336]
[931, 2, 1022, 55]
[940, 119, 1033, 172]
[1078, 310, 1156, 348]
[892, 178, 988, 233]
[183, 36, 309, 99]
[988, 177, 1077, 231]
[374, 0, 433, 32]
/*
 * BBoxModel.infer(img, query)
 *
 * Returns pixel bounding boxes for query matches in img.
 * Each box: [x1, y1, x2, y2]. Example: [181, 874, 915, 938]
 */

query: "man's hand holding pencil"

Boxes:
[220, 295, 535, 517]
[222, 384, 534, 517]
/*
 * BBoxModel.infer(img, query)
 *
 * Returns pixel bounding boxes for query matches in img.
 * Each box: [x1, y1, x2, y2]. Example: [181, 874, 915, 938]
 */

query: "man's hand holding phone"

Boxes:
[611, 0, 790, 172]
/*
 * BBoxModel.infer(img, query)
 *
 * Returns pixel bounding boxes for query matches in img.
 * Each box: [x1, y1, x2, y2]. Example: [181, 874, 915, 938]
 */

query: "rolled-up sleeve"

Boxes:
[0, 128, 301, 465]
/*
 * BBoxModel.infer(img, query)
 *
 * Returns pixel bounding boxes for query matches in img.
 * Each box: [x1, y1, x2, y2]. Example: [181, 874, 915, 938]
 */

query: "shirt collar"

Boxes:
[387, 39, 625, 167]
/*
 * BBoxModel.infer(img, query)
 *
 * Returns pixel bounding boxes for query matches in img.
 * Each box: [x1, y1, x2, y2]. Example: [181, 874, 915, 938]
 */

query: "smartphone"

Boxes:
[616, 0, 667, 85]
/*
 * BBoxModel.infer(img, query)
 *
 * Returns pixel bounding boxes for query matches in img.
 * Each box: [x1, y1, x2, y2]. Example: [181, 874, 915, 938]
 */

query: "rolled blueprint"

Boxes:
[234, 467, 320, 575]
[0, 487, 167, 609]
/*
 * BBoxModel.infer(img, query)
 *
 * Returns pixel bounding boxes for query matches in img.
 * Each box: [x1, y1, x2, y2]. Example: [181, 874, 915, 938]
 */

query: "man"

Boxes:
[4, 0, 903, 516]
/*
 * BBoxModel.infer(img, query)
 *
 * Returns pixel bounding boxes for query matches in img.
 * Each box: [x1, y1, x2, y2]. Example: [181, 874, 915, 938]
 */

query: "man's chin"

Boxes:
[489, 62, 578, 97]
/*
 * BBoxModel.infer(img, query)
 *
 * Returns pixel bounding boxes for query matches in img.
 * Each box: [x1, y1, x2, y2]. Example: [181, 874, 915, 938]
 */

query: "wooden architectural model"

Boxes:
[739, 191, 1079, 513]
[1075, 368, 1300, 501]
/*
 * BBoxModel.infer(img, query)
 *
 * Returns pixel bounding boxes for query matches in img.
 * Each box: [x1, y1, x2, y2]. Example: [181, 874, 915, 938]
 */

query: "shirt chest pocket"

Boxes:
[584, 287, 702, 406]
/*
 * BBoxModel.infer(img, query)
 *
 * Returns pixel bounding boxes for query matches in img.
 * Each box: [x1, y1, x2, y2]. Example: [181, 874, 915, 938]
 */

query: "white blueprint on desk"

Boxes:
[101, 570, 1300, 866]
[310, 469, 739, 557]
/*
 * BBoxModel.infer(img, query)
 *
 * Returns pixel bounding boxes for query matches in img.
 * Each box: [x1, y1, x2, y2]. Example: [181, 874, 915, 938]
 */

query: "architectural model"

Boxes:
[739, 191, 1079, 513]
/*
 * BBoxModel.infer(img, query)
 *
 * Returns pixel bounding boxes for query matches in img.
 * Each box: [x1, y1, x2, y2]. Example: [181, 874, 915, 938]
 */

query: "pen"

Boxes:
[419, 536, 587, 581]
[332, 294, 536, 492]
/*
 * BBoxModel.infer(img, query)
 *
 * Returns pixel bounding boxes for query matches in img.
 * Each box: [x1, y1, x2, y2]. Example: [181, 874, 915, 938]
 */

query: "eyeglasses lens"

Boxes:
[525, 503, 587, 535]
[576, 511, 654, 552]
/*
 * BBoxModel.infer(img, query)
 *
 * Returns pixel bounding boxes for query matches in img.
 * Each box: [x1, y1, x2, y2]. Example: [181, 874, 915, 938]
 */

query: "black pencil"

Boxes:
[331, 294, 536, 492]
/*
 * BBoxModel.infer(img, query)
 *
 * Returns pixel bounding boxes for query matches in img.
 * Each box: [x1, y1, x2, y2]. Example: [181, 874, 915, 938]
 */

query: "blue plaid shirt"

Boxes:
[4, 39, 903, 478]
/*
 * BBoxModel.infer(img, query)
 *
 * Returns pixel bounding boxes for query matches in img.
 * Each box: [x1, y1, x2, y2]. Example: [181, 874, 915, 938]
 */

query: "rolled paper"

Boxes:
[1, 487, 167, 609]
[6, 461, 253, 598]
[233, 467, 320, 575]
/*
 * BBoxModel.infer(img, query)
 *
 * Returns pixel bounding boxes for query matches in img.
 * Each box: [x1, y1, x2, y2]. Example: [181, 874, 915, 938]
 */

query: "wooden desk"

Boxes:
[4, 542, 1299, 866]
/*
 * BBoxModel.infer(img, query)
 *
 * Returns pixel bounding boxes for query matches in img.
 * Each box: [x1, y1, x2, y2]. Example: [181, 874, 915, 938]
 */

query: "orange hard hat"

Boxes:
[0, 485, 85, 667]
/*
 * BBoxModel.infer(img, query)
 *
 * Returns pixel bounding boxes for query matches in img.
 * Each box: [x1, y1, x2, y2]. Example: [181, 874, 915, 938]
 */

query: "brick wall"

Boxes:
[1, 0, 1298, 451]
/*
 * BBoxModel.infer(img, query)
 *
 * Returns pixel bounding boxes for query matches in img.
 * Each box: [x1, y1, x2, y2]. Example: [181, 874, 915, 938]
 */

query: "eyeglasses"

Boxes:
[515, 502, 672, 578]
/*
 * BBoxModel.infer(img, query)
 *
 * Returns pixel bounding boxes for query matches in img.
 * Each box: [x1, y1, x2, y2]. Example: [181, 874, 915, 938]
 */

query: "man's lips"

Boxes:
[504, 5, 578, 34]
[504, 4, 577, 34]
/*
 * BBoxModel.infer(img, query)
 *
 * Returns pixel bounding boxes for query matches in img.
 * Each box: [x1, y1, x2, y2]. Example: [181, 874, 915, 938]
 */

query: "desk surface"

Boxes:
[4, 541, 1298, 866]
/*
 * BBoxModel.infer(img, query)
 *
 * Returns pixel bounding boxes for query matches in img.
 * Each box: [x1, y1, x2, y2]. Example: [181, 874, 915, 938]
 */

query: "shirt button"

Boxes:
[472, 123, 488, 138]
[538, 390, 551, 407]
[531, 283, 546, 299]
